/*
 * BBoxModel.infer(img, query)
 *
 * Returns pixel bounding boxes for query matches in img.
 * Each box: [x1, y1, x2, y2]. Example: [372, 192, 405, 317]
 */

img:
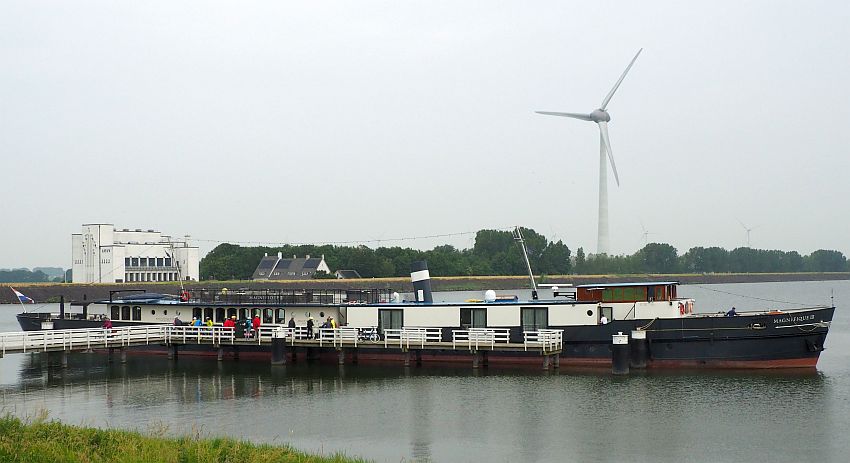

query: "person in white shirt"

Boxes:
[600, 315, 609, 325]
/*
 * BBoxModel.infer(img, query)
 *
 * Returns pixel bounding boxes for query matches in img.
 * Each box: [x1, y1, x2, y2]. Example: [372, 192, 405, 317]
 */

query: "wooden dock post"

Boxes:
[120, 349, 127, 364]
[217, 347, 224, 361]
[61, 351, 68, 368]
[542, 354, 551, 370]
[553, 353, 560, 369]
[338, 349, 345, 365]
[472, 351, 481, 369]
[167, 345, 177, 360]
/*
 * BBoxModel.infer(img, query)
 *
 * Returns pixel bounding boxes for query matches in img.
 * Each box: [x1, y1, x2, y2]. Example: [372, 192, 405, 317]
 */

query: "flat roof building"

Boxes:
[71, 224, 199, 283]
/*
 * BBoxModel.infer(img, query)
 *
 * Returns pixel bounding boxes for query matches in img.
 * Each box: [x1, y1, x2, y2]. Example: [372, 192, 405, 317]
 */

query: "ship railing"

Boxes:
[0, 325, 167, 354]
[383, 327, 442, 349]
[452, 328, 511, 350]
[316, 327, 359, 347]
[164, 326, 236, 345]
[523, 329, 564, 352]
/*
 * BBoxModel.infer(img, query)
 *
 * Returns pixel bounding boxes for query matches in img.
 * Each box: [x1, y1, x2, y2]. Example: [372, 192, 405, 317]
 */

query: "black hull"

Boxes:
[16, 307, 834, 369]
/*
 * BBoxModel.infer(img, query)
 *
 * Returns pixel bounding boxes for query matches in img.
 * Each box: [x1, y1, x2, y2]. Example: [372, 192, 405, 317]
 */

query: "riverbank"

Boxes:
[1, 272, 847, 304]
[0, 414, 366, 463]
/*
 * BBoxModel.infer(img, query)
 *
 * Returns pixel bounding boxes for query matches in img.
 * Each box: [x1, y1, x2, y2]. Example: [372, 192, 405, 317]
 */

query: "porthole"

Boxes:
[164, 310, 168, 315]
[586, 310, 593, 317]
[151, 310, 156, 315]
[320, 311, 325, 318]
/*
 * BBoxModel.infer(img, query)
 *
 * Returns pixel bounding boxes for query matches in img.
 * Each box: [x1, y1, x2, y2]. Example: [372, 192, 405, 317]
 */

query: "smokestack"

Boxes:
[410, 261, 433, 303]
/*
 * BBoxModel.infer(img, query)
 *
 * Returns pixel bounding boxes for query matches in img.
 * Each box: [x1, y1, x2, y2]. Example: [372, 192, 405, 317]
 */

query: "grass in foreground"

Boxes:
[0, 414, 369, 463]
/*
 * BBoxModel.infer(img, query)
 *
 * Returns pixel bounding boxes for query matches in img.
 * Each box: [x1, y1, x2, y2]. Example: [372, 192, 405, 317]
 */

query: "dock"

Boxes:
[0, 326, 564, 370]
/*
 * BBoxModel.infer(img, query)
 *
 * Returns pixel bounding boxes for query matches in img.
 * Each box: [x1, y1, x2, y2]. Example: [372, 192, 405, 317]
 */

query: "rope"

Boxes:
[688, 284, 821, 307]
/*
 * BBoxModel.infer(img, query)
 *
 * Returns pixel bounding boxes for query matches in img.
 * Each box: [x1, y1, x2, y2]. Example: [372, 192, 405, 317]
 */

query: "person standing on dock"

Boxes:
[101, 318, 113, 330]
[288, 316, 296, 329]
[223, 316, 235, 330]
[252, 314, 261, 337]
[307, 316, 314, 339]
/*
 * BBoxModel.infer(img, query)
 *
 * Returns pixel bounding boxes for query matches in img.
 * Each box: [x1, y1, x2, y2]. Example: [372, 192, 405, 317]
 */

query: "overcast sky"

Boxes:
[2, 1, 849, 269]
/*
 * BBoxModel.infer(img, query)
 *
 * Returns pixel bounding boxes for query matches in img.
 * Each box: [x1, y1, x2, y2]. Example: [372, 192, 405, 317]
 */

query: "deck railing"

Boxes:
[452, 328, 511, 350]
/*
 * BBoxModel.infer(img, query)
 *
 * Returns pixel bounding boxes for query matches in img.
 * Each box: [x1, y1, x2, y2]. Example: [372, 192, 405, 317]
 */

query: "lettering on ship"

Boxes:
[772, 314, 815, 325]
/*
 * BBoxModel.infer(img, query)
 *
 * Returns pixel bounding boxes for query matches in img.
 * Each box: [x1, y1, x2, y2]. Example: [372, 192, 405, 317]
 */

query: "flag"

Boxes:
[10, 288, 34, 304]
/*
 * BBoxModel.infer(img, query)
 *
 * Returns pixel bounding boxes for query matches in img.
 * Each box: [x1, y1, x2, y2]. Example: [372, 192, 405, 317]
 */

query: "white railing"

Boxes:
[164, 326, 235, 344]
[523, 329, 564, 351]
[452, 328, 511, 350]
[0, 325, 168, 355]
[383, 327, 442, 348]
[316, 327, 359, 347]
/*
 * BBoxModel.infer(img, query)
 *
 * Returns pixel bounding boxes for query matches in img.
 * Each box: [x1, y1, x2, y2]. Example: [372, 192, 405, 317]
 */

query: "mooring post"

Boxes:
[472, 351, 480, 369]
[542, 354, 550, 370]
[120, 348, 127, 364]
[338, 349, 345, 366]
[553, 353, 561, 369]
[167, 345, 178, 361]
[612, 332, 630, 375]
[271, 337, 287, 366]
[403, 350, 411, 367]
[217, 347, 224, 361]
[61, 351, 68, 368]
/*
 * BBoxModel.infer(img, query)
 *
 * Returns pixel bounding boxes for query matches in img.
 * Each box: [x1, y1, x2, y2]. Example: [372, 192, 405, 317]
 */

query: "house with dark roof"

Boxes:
[334, 269, 362, 279]
[251, 252, 332, 280]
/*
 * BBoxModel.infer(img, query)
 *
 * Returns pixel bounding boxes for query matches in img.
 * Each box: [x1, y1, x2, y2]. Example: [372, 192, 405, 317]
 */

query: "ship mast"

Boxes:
[514, 226, 539, 300]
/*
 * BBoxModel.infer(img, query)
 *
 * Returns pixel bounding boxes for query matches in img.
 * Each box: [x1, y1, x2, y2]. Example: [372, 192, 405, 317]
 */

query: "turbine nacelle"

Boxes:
[590, 109, 610, 123]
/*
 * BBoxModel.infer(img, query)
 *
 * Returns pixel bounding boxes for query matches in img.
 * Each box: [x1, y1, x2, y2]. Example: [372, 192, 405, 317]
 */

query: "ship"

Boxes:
[16, 262, 834, 369]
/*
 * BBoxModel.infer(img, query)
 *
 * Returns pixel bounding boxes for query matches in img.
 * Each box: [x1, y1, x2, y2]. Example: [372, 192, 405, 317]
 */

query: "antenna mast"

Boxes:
[514, 226, 539, 300]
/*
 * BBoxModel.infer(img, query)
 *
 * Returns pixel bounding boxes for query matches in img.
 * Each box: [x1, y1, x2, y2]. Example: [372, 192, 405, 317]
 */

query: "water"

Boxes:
[1, 280, 848, 462]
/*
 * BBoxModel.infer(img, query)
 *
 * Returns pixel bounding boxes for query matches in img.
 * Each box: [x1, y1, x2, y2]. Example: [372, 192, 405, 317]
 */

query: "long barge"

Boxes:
[16, 264, 834, 369]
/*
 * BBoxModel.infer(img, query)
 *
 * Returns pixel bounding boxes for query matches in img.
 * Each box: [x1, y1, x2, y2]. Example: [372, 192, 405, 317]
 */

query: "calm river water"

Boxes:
[1, 281, 848, 462]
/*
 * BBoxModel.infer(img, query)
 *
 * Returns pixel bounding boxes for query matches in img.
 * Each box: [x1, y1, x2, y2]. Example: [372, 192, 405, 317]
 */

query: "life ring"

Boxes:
[678, 302, 685, 315]
[179, 290, 190, 302]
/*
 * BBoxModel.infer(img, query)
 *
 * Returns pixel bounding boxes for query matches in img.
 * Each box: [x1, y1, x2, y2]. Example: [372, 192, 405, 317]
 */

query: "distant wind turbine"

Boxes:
[639, 220, 655, 247]
[736, 219, 759, 248]
[537, 49, 642, 255]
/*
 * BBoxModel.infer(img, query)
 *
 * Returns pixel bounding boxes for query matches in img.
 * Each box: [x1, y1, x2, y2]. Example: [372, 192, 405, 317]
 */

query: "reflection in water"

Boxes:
[0, 349, 839, 462]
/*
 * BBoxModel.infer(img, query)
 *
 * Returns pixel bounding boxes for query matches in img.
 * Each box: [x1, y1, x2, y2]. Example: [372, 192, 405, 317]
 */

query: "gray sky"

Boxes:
[2, 1, 849, 269]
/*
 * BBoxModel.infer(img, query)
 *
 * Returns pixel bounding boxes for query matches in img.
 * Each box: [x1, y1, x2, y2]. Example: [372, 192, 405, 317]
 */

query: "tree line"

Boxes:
[199, 228, 849, 280]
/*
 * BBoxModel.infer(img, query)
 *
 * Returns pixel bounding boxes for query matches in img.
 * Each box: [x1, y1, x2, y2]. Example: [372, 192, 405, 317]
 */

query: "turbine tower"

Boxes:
[537, 49, 642, 255]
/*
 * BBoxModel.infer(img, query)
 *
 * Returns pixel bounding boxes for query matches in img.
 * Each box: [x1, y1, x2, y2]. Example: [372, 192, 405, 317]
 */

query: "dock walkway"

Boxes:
[0, 325, 564, 369]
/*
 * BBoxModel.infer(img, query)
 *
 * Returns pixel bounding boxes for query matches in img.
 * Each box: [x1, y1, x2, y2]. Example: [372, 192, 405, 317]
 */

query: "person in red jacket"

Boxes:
[252, 314, 261, 337]
[223, 316, 236, 329]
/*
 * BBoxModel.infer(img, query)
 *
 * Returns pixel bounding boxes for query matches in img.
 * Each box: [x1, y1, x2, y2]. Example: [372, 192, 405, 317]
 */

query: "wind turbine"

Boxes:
[537, 49, 642, 255]
[639, 220, 655, 247]
[736, 219, 758, 248]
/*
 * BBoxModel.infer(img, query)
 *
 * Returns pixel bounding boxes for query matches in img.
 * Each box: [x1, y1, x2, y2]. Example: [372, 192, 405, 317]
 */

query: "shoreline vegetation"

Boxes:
[0, 414, 367, 463]
[1, 272, 847, 304]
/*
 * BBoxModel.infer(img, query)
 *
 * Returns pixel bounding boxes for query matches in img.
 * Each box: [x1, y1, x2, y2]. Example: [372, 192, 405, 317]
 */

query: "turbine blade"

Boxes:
[600, 48, 642, 110]
[598, 121, 620, 186]
[535, 111, 593, 121]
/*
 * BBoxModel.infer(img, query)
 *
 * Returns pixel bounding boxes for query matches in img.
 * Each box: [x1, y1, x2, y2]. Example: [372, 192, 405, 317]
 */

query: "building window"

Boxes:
[165, 258, 171, 267]
[131, 258, 138, 267]
[140, 258, 148, 267]
[125, 258, 130, 266]
[157, 258, 164, 267]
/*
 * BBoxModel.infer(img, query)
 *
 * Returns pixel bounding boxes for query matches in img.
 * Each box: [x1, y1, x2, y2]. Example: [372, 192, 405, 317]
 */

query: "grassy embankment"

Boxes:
[0, 413, 368, 463]
[2, 272, 848, 303]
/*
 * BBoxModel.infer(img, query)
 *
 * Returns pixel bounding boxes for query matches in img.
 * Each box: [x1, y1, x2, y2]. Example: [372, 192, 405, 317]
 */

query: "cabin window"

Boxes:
[276, 309, 285, 323]
[263, 308, 273, 324]
[204, 307, 213, 321]
[227, 308, 237, 319]
[521, 307, 548, 331]
[111, 306, 120, 320]
[378, 309, 403, 334]
[121, 305, 131, 320]
[239, 308, 249, 319]
[193, 307, 202, 320]
[215, 308, 225, 323]
[132, 306, 141, 321]
[460, 308, 487, 329]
